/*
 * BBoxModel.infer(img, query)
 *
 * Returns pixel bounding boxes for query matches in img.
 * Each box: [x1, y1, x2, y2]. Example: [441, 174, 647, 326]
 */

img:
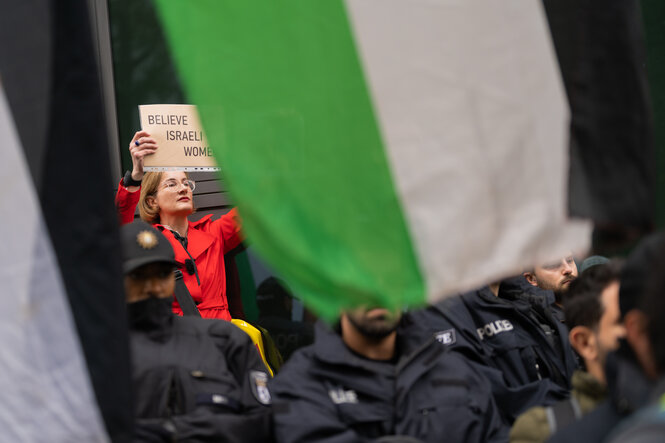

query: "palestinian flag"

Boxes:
[0, 1, 132, 441]
[543, 0, 655, 249]
[152, 0, 651, 318]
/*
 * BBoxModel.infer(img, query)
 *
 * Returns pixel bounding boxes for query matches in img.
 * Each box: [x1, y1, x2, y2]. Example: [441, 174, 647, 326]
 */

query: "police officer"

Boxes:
[523, 254, 579, 323]
[409, 279, 577, 423]
[122, 221, 272, 442]
[270, 305, 508, 443]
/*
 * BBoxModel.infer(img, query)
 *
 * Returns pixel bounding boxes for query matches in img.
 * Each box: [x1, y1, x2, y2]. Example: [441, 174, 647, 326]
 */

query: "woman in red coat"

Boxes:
[115, 130, 242, 320]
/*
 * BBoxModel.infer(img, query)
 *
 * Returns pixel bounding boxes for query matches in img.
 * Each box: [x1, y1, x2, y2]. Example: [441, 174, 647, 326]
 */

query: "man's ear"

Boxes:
[523, 271, 537, 287]
[624, 309, 658, 379]
[624, 309, 648, 345]
[569, 325, 597, 362]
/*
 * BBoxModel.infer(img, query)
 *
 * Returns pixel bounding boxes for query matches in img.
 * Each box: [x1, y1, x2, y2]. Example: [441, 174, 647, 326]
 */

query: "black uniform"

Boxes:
[500, 274, 568, 325]
[270, 318, 508, 443]
[409, 282, 577, 422]
[130, 314, 273, 442]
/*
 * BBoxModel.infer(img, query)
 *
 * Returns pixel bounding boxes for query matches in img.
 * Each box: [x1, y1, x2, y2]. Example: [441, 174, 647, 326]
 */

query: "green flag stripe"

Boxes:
[344, 0, 589, 301]
[154, 0, 425, 318]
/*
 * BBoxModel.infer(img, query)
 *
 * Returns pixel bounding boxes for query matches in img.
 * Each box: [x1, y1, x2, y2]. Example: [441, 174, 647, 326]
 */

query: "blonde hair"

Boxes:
[138, 171, 193, 223]
[138, 172, 163, 223]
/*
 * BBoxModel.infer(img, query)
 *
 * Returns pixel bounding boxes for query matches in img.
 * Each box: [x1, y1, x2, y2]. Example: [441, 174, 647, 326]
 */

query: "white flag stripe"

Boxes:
[345, 0, 591, 298]
[0, 83, 108, 441]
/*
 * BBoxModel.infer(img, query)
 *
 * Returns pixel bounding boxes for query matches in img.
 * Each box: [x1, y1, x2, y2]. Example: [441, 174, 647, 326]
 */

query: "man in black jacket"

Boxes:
[121, 221, 272, 442]
[548, 233, 664, 443]
[270, 305, 508, 443]
[523, 255, 578, 303]
[523, 254, 579, 323]
[409, 280, 577, 423]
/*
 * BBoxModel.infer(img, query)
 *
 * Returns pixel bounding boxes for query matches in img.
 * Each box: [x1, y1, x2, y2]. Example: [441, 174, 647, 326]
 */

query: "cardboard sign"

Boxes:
[139, 104, 219, 171]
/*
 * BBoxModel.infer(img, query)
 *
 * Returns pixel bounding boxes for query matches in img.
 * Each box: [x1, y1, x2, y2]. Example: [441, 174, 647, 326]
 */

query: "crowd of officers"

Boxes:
[118, 139, 665, 443]
[122, 217, 665, 443]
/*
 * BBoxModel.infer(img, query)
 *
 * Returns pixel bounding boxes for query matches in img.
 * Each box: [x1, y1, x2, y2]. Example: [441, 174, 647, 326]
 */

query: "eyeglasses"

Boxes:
[160, 179, 196, 192]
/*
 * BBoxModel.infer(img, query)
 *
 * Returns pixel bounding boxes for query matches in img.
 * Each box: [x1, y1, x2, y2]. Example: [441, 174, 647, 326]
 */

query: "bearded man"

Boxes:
[524, 254, 579, 307]
[270, 306, 508, 443]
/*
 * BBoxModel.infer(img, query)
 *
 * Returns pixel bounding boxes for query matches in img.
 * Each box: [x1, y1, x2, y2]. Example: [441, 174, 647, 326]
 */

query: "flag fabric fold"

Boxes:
[543, 0, 655, 241]
[0, 82, 108, 442]
[0, 0, 133, 440]
[154, 0, 591, 318]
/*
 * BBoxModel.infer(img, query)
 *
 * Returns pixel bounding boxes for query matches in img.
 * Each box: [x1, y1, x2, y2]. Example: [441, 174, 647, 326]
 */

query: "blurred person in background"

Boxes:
[255, 277, 314, 362]
[523, 255, 579, 301]
[510, 262, 625, 442]
[548, 233, 664, 443]
[523, 253, 579, 323]
[605, 237, 665, 442]
[410, 277, 576, 424]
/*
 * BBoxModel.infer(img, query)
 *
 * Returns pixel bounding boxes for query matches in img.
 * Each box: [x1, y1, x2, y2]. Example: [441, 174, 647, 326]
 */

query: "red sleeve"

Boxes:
[220, 207, 244, 253]
[114, 178, 141, 225]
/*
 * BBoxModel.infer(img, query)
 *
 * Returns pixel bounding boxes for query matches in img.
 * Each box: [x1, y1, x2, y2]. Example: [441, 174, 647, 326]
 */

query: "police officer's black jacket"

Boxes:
[130, 314, 273, 442]
[408, 284, 577, 423]
[500, 276, 567, 327]
[270, 317, 508, 443]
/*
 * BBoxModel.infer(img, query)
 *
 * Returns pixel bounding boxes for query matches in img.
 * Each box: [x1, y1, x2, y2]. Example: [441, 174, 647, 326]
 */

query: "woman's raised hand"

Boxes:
[129, 131, 158, 181]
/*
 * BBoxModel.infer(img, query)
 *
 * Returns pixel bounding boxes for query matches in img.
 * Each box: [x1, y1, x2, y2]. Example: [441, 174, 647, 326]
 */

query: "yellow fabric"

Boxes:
[231, 319, 274, 376]
[253, 324, 284, 373]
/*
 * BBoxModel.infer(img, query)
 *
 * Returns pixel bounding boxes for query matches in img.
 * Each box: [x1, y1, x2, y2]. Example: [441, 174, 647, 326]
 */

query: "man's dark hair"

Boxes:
[644, 240, 665, 374]
[620, 233, 665, 317]
[563, 262, 621, 330]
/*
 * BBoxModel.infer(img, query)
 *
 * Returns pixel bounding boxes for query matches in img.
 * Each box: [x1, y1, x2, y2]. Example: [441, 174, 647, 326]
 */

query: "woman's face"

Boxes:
[153, 171, 194, 218]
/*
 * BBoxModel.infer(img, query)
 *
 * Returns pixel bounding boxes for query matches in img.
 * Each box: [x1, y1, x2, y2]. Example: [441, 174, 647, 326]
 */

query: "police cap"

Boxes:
[121, 221, 176, 274]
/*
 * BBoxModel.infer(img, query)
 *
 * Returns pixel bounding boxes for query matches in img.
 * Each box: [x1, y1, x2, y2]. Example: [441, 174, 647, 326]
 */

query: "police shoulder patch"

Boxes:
[250, 370, 271, 405]
[328, 387, 358, 405]
[435, 329, 456, 346]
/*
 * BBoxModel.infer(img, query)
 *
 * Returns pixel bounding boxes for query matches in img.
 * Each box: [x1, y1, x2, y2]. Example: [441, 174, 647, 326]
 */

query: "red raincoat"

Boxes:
[116, 180, 243, 320]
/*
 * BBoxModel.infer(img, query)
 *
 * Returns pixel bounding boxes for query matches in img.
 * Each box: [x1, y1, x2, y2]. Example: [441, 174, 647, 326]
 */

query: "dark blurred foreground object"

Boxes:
[0, 0, 132, 440]
[543, 0, 655, 254]
[603, 233, 665, 442]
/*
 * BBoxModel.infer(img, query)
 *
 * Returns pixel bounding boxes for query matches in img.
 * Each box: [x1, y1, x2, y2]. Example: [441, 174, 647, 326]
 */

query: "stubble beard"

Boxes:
[346, 312, 400, 340]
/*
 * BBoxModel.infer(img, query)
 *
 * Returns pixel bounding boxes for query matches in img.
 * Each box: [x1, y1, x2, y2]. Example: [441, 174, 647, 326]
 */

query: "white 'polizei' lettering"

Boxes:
[476, 319, 514, 340]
